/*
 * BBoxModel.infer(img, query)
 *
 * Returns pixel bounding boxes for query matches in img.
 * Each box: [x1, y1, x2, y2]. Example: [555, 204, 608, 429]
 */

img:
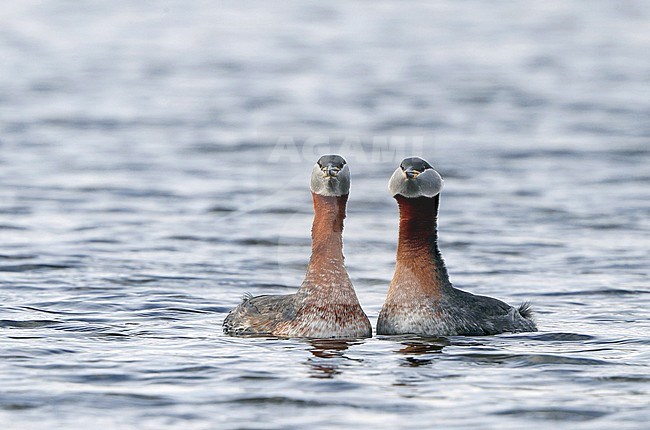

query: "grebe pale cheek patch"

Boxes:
[388, 166, 444, 198]
[311, 163, 351, 197]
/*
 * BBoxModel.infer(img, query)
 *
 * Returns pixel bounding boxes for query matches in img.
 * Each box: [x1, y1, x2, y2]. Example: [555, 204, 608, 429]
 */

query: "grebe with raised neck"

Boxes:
[377, 157, 537, 336]
[223, 155, 372, 338]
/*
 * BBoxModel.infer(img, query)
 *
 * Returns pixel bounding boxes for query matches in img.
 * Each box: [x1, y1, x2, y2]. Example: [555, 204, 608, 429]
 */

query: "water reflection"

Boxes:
[305, 339, 363, 378]
[396, 337, 449, 367]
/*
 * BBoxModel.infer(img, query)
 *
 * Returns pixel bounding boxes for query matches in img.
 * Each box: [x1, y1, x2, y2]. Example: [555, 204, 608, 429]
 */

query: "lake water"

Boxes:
[1, 1, 649, 429]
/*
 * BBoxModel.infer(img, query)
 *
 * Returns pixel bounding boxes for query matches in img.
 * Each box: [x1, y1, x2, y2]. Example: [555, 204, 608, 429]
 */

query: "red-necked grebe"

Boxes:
[223, 155, 372, 338]
[377, 157, 537, 336]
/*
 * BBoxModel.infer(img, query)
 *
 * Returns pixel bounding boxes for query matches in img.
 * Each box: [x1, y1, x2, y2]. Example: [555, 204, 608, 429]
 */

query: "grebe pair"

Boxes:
[223, 155, 536, 338]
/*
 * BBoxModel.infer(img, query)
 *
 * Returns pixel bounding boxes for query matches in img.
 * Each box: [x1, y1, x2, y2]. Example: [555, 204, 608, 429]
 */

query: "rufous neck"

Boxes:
[395, 194, 451, 289]
[304, 193, 348, 278]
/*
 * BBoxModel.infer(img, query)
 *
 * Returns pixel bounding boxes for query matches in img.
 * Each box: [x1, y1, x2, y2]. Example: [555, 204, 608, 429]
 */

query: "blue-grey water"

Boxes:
[1, 1, 649, 429]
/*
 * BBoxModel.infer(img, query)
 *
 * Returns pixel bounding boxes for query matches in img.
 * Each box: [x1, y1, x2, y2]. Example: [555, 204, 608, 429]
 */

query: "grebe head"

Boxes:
[389, 156, 444, 198]
[310, 154, 350, 197]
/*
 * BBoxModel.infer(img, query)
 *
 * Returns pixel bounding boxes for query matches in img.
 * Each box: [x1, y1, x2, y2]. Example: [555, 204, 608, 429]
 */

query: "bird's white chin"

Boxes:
[310, 164, 350, 196]
[388, 168, 443, 198]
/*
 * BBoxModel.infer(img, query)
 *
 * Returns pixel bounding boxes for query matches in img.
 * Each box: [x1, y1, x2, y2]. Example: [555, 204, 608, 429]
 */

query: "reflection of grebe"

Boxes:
[397, 338, 448, 367]
[377, 157, 537, 336]
[307, 338, 362, 378]
[308, 338, 353, 358]
[223, 155, 372, 338]
[398, 339, 447, 355]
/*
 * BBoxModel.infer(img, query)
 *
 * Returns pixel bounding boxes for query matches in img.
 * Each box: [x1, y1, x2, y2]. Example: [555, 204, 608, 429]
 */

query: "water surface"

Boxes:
[1, 1, 649, 429]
